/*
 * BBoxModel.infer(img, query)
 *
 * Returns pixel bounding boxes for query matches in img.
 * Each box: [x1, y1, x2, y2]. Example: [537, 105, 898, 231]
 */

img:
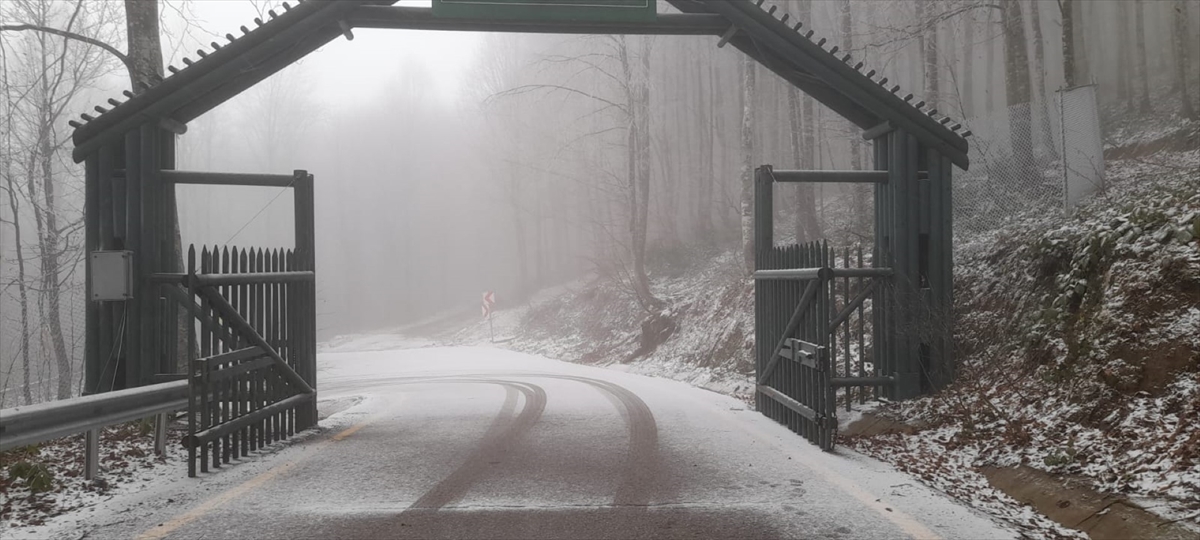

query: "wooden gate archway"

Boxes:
[71, 0, 968, 456]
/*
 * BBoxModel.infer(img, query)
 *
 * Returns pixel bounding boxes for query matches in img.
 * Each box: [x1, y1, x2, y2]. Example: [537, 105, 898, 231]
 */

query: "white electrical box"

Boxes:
[90, 251, 133, 301]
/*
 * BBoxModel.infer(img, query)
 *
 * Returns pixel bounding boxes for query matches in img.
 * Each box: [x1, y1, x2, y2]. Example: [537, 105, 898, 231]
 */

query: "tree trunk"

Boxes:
[962, 6, 976, 118]
[1060, 0, 1086, 88]
[842, 0, 869, 234]
[620, 36, 658, 308]
[739, 53, 756, 273]
[696, 46, 714, 239]
[123, 0, 162, 90]
[985, 6, 998, 114]
[513, 212, 529, 299]
[124, 0, 189, 372]
[4, 166, 33, 405]
[1134, 0, 1153, 113]
[919, 0, 939, 109]
[1001, 0, 1035, 169]
[1, 39, 32, 404]
[1116, 1, 1133, 109]
[1029, 0, 1057, 161]
[26, 26, 74, 400]
[1174, 0, 1197, 119]
[788, 88, 821, 243]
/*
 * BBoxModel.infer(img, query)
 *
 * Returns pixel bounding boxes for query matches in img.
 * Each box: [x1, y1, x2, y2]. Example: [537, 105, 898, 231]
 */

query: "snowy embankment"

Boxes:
[435, 132, 1200, 537]
[449, 250, 758, 399]
[850, 145, 1200, 533]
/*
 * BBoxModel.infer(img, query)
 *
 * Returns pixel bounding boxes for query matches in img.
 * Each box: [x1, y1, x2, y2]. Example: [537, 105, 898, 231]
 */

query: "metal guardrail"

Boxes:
[0, 381, 187, 479]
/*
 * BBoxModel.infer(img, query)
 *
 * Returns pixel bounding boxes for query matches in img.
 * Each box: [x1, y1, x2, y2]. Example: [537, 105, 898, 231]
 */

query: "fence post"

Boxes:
[293, 171, 317, 429]
[84, 428, 99, 480]
[186, 246, 197, 478]
[754, 166, 774, 267]
[154, 412, 168, 456]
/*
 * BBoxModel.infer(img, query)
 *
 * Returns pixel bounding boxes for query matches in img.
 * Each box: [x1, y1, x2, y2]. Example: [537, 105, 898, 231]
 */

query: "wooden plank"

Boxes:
[757, 385, 819, 423]
[831, 376, 896, 388]
[861, 121, 894, 140]
[139, 124, 161, 388]
[857, 246, 867, 404]
[224, 246, 238, 460]
[198, 247, 211, 474]
[188, 393, 313, 448]
[780, 338, 823, 371]
[198, 286, 313, 394]
[161, 170, 296, 187]
[192, 271, 314, 286]
[843, 246, 851, 411]
[758, 279, 821, 385]
[124, 129, 143, 390]
[186, 246, 197, 477]
[769, 170, 891, 184]
[753, 267, 827, 281]
[828, 281, 877, 332]
[197, 347, 264, 369]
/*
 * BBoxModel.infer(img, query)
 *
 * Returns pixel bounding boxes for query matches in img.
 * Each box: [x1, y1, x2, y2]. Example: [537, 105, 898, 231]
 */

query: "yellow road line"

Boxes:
[137, 415, 374, 540]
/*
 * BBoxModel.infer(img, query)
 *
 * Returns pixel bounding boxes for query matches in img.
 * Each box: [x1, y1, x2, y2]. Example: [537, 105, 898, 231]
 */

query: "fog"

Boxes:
[2, 0, 1197, 404]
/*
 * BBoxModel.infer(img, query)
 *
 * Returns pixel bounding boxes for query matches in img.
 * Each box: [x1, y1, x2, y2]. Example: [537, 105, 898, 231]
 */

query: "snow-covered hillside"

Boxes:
[436, 125, 1200, 536]
[449, 249, 758, 398]
[851, 139, 1200, 530]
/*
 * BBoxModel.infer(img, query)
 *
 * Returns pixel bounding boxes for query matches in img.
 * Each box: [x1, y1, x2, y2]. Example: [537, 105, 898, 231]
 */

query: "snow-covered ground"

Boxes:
[447, 252, 759, 399]
[852, 144, 1200, 535]
[4, 338, 1020, 539]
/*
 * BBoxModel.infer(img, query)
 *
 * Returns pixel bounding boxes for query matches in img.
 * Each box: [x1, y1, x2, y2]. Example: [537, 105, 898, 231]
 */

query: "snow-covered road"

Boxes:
[46, 345, 1015, 539]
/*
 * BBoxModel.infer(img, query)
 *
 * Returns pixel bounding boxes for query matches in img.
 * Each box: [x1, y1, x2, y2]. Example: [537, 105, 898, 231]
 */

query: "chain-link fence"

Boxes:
[954, 86, 1105, 235]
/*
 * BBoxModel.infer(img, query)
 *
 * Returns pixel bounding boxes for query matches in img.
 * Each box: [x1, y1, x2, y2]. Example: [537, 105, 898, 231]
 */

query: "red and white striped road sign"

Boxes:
[482, 291, 495, 318]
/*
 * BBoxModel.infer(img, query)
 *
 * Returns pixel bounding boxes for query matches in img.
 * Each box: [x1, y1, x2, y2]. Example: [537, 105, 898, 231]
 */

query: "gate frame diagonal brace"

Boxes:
[758, 277, 822, 385]
[198, 286, 314, 394]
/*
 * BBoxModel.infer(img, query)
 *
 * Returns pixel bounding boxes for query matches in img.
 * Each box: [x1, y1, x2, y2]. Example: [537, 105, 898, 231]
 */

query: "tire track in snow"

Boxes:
[407, 380, 547, 510]
[542, 375, 659, 507]
[359, 373, 660, 507]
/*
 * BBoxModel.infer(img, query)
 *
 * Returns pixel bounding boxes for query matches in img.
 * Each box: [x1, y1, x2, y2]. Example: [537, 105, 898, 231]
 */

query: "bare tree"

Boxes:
[1, 38, 34, 405]
[1116, 1, 1133, 110]
[1173, 0, 1197, 119]
[918, 0, 939, 108]
[1133, 0, 1153, 113]
[694, 43, 715, 240]
[1028, 0, 1056, 161]
[961, 2, 977, 117]
[841, 0, 870, 235]
[2, 0, 122, 399]
[739, 53, 756, 273]
[620, 35, 660, 309]
[1000, 0, 1034, 168]
[123, 0, 162, 89]
[1059, 0, 1087, 88]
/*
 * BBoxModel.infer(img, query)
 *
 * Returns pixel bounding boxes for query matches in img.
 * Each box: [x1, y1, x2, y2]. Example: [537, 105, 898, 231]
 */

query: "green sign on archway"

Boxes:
[432, 0, 656, 22]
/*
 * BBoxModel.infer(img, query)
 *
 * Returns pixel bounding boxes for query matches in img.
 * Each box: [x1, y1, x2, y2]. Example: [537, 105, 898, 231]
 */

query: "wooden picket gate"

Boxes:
[753, 166, 897, 451]
[181, 245, 317, 476]
[142, 170, 318, 477]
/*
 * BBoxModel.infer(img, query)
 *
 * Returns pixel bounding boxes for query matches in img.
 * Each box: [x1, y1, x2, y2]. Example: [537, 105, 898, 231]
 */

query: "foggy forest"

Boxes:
[3, 0, 1195, 405]
[2, 0, 1200, 536]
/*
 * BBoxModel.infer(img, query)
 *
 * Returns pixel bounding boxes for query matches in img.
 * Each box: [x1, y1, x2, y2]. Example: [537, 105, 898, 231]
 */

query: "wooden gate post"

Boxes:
[293, 171, 318, 429]
[874, 128, 955, 399]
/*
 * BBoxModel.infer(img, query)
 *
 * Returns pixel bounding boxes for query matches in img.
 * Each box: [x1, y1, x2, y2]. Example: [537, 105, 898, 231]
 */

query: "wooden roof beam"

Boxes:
[346, 5, 729, 35]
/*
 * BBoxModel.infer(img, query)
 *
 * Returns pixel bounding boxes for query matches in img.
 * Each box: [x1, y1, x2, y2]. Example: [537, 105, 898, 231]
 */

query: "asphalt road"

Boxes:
[67, 347, 1014, 540]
